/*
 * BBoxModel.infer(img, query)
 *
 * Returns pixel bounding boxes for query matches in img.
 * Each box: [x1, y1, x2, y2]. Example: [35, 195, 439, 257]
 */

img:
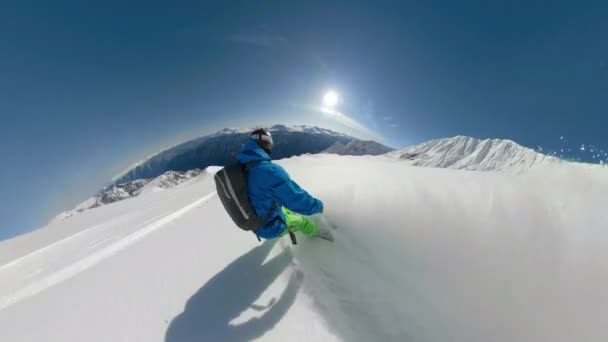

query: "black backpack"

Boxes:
[214, 162, 297, 244]
[214, 162, 268, 231]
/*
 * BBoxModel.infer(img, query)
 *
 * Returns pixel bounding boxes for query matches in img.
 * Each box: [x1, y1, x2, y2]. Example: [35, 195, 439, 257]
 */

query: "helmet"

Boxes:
[251, 128, 273, 154]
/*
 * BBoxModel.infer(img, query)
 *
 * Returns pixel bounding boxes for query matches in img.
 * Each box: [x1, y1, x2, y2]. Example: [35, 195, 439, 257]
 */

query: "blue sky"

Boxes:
[1, 0, 607, 239]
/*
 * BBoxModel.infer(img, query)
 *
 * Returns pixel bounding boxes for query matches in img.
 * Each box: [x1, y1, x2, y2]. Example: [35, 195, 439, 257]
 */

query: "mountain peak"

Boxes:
[268, 124, 291, 132]
[214, 128, 243, 135]
[54, 169, 204, 222]
[389, 135, 561, 173]
[323, 139, 394, 156]
[267, 124, 350, 137]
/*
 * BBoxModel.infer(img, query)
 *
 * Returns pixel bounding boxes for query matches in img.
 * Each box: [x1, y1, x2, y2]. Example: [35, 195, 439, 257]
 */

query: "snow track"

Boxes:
[0, 192, 216, 311]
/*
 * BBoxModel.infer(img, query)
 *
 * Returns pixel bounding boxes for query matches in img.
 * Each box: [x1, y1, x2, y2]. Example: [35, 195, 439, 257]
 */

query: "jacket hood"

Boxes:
[236, 137, 272, 163]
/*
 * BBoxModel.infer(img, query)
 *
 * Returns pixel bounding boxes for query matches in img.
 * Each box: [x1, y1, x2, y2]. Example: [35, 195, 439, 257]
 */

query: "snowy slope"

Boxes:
[1, 154, 608, 341]
[53, 169, 204, 222]
[323, 139, 394, 156]
[0, 169, 335, 342]
[389, 135, 561, 172]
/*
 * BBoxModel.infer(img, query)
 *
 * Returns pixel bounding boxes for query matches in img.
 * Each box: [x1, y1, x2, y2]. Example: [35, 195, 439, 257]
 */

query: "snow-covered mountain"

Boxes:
[323, 139, 394, 156]
[267, 124, 352, 138]
[113, 124, 354, 185]
[389, 135, 561, 173]
[1, 154, 606, 342]
[54, 169, 203, 222]
[137, 169, 204, 195]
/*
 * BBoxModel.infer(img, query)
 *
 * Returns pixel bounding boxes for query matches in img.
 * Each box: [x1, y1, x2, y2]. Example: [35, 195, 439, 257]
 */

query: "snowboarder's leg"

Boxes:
[281, 207, 318, 237]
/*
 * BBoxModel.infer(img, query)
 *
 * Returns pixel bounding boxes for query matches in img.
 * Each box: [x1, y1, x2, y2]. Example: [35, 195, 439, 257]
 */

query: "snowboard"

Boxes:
[316, 227, 335, 242]
[313, 214, 337, 242]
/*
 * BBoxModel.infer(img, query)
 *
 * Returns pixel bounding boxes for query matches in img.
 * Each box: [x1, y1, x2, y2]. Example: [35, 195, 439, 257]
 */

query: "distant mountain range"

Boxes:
[387, 135, 562, 173]
[322, 140, 394, 156]
[54, 169, 205, 222]
[112, 124, 354, 186]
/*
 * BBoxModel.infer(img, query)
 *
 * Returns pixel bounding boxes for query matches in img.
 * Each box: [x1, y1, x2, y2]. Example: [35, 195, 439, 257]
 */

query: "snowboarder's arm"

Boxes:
[269, 165, 323, 215]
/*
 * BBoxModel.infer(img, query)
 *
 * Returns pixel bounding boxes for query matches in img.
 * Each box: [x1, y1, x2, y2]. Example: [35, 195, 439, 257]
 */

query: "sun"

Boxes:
[323, 90, 340, 107]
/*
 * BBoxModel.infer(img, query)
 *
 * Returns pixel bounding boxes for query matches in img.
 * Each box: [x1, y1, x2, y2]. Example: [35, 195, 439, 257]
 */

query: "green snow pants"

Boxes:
[280, 207, 318, 237]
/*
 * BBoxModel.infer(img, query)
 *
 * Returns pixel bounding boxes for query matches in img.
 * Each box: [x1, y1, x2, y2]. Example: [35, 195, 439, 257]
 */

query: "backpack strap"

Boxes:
[275, 215, 297, 245]
[242, 161, 268, 227]
[244, 161, 259, 171]
[288, 230, 297, 245]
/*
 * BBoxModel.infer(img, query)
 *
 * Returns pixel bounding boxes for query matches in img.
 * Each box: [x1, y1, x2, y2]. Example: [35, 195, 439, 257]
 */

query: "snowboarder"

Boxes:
[236, 128, 332, 241]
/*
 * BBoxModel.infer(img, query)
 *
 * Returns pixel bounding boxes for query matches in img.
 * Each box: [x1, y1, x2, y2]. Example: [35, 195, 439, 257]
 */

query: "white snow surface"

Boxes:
[1, 154, 608, 341]
[389, 135, 562, 173]
[53, 169, 204, 223]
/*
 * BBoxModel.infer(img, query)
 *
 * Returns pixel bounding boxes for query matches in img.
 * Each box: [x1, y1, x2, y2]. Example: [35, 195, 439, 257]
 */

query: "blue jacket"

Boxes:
[236, 138, 324, 239]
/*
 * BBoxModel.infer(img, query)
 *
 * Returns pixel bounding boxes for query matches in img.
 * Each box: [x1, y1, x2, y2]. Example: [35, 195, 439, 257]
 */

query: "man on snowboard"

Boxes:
[236, 128, 332, 241]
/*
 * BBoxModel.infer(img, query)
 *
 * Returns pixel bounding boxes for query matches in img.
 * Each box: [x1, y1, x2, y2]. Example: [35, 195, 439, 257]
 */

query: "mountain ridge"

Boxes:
[322, 139, 394, 156]
[53, 169, 205, 222]
[388, 135, 562, 173]
[111, 124, 355, 186]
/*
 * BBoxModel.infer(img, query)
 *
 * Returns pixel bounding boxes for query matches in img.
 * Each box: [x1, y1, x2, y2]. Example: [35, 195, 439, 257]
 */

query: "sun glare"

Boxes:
[323, 90, 340, 107]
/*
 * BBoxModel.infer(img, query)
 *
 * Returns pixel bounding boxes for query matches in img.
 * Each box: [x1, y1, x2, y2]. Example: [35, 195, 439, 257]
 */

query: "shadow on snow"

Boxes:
[165, 240, 302, 342]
